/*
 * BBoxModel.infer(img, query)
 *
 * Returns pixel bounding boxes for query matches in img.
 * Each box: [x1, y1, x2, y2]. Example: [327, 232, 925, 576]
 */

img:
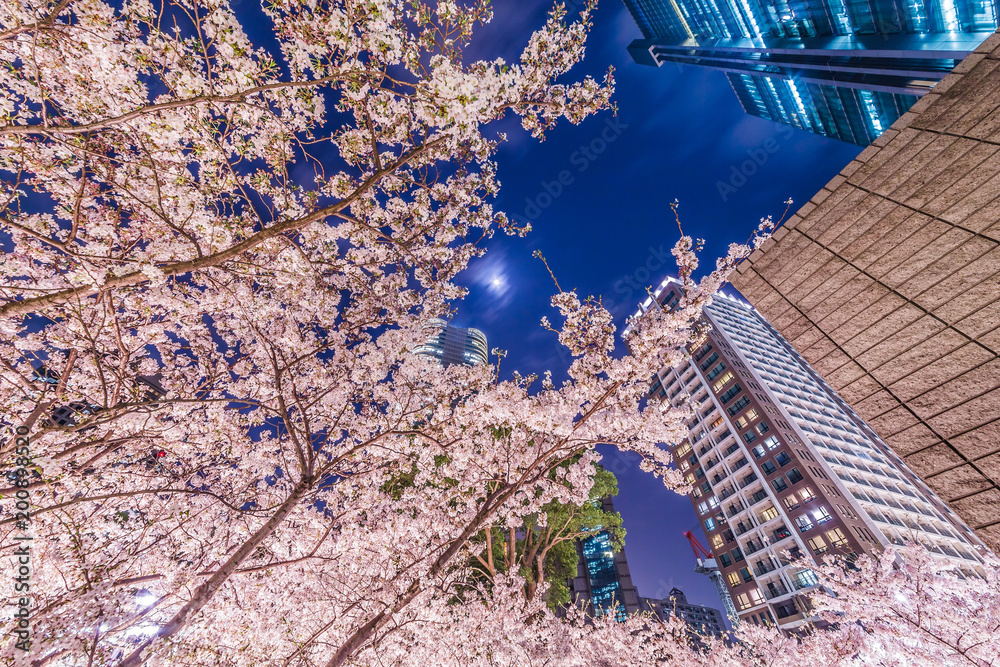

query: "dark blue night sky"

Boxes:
[453, 0, 862, 611]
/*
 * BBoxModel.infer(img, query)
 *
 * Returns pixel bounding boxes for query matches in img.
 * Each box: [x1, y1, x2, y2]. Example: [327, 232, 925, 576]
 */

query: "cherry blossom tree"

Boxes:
[0, 0, 768, 665]
[7, 1, 989, 666]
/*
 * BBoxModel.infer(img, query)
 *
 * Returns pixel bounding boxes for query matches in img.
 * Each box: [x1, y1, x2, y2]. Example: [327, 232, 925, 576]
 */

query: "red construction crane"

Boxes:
[683, 531, 739, 624]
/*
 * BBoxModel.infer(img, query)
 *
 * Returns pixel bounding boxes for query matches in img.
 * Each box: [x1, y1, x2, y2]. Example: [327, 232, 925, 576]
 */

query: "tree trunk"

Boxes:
[117, 478, 312, 667]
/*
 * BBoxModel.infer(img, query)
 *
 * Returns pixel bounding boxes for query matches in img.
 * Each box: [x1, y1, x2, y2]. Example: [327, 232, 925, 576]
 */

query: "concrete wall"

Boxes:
[731, 31, 1000, 553]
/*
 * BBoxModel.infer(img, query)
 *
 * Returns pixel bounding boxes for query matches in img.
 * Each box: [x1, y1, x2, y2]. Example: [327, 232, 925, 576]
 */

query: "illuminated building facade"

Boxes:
[641, 588, 727, 636]
[628, 278, 986, 629]
[622, 0, 998, 144]
[413, 318, 489, 367]
[568, 498, 642, 620]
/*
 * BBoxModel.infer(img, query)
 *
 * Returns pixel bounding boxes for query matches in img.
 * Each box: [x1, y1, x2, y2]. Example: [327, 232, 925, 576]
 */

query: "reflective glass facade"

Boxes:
[623, 0, 998, 144]
[580, 532, 629, 620]
[413, 318, 489, 367]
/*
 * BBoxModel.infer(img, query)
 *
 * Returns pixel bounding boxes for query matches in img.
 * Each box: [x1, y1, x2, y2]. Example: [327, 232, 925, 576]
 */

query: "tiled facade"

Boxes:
[731, 34, 1000, 551]
[631, 280, 985, 629]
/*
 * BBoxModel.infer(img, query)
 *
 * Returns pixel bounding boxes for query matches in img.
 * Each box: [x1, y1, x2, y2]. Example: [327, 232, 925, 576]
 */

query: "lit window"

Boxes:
[812, 507, 833, 524]
[760, 506, 778, 522]
[800, 486, 817, 502]
[713, 372, 735, 393]
[705, 518, 716, 531]
[792, 569, 819, 589]
[748, 588, 765, 606]
[795, 514, 814, 532]
[728, 572, 741, 587]
[735, 593, 751, 610]
[827, 528, 849, 547]
[736, 416, 749, 429]
[764, 436, 779, 450]
[698, 502, 709, 515]
[756, 422, 770, 435]
[808, 536, 828, 554]
[745, 409, 759, 421]
[752, 444, 766, 459]
[782, 496, 800, 511]
[712, 535, 724, 550]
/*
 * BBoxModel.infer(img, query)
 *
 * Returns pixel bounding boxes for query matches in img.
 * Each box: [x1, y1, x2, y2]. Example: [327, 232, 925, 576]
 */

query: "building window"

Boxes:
[764, 435, 779, 450]
[760, 505, 778, 522]
[712, 534, 724, 550]
[727, 396, 751, 415]
[787, 468, 804, 484]
[800, 486, 817, 502]
[732, 547, 744, 562]
[795, 514, 814, 532]
[739, 567, 753, 583]
[712, 371, 735, 392]
[748, 588, 765, 606]
[792, 570, 819, 589]
[743, 431, 757, 444]
[775, 452, 791, 467]
[752, 444, 766, 459]
[706, 362, 727, 381]
[772, 477, 788, 492]
[736, 415, 749, 429]
[782, 496, 800, 511]
[728, 572, 741, 587]
[735, 593, 752, 610]
[812, 507, 833, 524]
[719, 553, 733, 567]
[808, 536, 828, 554]
[745, 408, 759, 421]
[720, 384, 743, 403]
[705, 518, 716, 531]
[756, 422, 770, 435]
[827, 528, 849, 547]
[761, 460, 777, 475]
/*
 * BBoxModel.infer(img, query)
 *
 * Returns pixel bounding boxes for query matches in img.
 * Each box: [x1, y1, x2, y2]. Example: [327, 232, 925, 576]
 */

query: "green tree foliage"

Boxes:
[467, 461, 625, 610]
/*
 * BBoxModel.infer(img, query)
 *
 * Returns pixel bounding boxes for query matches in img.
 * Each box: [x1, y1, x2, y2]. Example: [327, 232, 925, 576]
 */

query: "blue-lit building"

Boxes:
[569, 498, 641, 620]
[413, 318, 489, 367]
[622, 0, 998, 144]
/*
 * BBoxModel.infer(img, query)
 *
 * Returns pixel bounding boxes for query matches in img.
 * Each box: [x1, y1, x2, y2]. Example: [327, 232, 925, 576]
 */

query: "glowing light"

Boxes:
[135, 591, 157, 609]
[124, 623, 160, 638]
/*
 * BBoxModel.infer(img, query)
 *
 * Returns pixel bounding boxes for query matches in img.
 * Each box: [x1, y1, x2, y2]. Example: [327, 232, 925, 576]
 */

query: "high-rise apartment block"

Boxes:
[641, 588, 727, 636]
[413, 318, 489, 367]
[731, 38, 1000, 552]
[631, 279, 986, 628]
[621, 0, 998, 144]
[567, 498, 642, 620]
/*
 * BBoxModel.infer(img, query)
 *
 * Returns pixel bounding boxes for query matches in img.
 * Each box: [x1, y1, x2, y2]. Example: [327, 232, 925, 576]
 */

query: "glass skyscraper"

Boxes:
[568, 498, 642, 620]
[622, 0, 998, 144]
[413, 318, 489, 367]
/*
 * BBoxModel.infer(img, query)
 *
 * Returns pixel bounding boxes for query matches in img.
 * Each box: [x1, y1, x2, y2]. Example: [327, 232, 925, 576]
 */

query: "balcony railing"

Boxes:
[766, 583, 790, 600]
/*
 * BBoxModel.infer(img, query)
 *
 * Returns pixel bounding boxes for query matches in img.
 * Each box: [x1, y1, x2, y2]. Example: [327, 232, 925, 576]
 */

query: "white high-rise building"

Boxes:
[629, 278, 987, 629]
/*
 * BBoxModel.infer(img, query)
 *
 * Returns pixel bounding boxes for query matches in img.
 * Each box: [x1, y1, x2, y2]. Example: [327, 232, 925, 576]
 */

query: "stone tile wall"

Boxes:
[731, 31, 1000, 552]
